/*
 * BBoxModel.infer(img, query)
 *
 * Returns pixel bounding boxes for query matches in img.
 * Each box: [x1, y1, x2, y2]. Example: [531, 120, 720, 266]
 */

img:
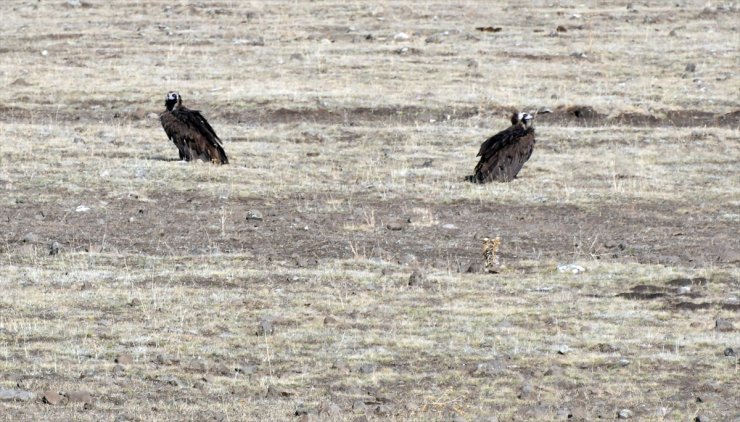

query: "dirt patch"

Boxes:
[1, 102, 738, 129]
[2, 188, 737, 270]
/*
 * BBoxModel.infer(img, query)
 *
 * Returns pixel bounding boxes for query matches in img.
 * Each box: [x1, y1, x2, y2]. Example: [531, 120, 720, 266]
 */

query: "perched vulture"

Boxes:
[159, 91, 229, 164]
[465, 110, 549, 183]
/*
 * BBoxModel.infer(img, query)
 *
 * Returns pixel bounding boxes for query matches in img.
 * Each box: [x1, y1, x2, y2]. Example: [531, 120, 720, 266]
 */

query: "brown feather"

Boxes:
[159, 103, 228, 164]
[467, 122, 535, 183]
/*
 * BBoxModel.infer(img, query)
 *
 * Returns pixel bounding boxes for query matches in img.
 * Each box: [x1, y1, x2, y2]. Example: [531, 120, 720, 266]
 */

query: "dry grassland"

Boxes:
[0, 1, 738, 421]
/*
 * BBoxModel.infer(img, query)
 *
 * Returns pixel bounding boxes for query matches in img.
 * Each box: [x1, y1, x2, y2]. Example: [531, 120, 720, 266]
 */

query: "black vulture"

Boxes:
[466, 110, 549, 183]
[159, 91, 228, 164]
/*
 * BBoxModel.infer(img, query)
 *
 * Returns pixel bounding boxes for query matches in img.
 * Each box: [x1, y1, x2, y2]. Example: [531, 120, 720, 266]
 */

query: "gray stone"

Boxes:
[724, 347, 736, 357]
[518, 382, 535, 399]
[618, 409, 633, 419]
[257, 317, 275, 335]
[0, 388, 36, 402]
[408, 270, 424, 286]
[49, 241, 60, 256]
[246, 210, 263, 221]
[556, 408, 572, 420]
[22, 232, 39, 243]
[715, 318, 734, 332]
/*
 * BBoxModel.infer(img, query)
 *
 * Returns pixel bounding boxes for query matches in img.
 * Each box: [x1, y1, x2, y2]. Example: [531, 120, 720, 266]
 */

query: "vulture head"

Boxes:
[165, 91, 181, 111]
[510, 112, 533, 127]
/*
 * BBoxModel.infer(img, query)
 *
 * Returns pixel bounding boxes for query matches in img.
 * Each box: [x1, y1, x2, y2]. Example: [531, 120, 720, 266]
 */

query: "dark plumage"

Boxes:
[159, 92, 228, 164]
[466, 110, 548, 183]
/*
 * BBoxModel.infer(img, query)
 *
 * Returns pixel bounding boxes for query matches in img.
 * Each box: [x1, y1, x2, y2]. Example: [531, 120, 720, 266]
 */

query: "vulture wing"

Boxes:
[160, 107, 229, 164]
[470, 125, 535, 183]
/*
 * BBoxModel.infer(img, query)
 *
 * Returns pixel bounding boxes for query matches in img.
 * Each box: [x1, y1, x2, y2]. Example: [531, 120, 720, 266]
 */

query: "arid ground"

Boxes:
[0, 1, 738, 421]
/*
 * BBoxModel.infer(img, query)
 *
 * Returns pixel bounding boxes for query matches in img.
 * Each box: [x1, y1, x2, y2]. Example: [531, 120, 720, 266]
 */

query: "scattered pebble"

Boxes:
[75, 205, 90, 213]
[518, 382, 535, 399]
[408, 270, 424, 286]
[257, 317, 275, 335]
[393, 32, 410, 41]
[386, 221, 404, 231]
[22, 233, 39, 243]
[555, 408, 572, 420]
[246, 210, 263, 221]
[266, 385, 293, 397]
[617, 409, 633, 419]
[723, 347, 735, 357]
[677, 286, 691, 295]
[715, 318, 734, 332]
[558, 264, 585, 274]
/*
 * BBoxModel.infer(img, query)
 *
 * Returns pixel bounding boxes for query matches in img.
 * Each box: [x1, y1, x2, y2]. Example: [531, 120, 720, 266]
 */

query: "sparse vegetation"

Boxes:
[0, 1, 738, 421]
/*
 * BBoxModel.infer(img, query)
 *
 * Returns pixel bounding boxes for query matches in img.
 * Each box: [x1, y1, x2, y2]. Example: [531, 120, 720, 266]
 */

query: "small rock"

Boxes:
[617, 409, 633, 419]
[156, 354, 180, 365]
[323, 316, 337, 325]
[556, 25, 567, 32]
[236, 364, 257, 375]
[114, 353, 133, 365]
[386, 221, 404, 231]
[460, 261, 484, 273]
[555, 408, 572, 420]
[257, 317, 275, 335]
[318, 402, 342, 417]
[48, 241, 60, 256]
[75, 205, 90, 212]
[472, 359, 506, 376]
[557, 264, 585, 274]
[266, 385, 292, 398]
[393, 32, 410, 41]
[695, 414, 710, 422]
[22, 232, 39, 243]
[685, 63, 696, 72]
[246, 210, 263, 221]
[65, 390, 92, 404]
[518, 383, 535, 399]
[213, 362, 232, 376]
[356, 364, 377, 374]
[375, 404, 393, 416]
[408, 270, 424, 286]
[42, 391, 63, 405]
[160, 375, 184, 387]
[442, 223, 456, 229]
[715, 318, 734, 332]
[723, 347, 735, 357]
[557, 345, 570, 355]
[128, 298, 141, 307]
[677, 286, 691, 295]
[352, 400, 367, 412]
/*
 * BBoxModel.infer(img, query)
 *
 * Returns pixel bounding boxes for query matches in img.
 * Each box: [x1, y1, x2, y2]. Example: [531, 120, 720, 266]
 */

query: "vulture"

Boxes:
[465, 109, 550, 183]
[159, 91, 229, 164]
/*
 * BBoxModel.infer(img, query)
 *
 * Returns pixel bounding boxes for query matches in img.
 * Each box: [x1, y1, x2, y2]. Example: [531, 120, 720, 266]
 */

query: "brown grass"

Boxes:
[0, 1, 738, 421]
